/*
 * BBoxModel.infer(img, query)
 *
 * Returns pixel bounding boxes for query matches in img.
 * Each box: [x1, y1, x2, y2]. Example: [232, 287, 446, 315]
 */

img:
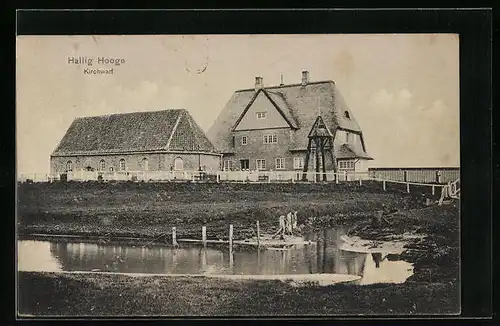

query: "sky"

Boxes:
[16, 34, 459, 174]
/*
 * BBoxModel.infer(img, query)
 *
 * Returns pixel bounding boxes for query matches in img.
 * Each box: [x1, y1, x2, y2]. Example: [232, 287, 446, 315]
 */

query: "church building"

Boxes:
[50, 109, 221, 174]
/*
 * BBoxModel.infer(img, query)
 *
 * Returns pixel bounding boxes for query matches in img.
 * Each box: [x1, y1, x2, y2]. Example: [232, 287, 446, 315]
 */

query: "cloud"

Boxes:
[362, 88, 459, 167]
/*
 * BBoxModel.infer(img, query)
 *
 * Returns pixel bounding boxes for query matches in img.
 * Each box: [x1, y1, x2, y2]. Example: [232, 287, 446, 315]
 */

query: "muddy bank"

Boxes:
[17, 181, 430, 240]
[18, 271, 459, 316]
[346, 201, 460, 284]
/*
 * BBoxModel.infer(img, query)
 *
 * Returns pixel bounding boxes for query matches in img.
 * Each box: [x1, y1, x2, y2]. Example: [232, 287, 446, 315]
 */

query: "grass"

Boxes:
[18, 272, 459, 316]
[16, 181, 460, 316]
[17, 181, 431, 240]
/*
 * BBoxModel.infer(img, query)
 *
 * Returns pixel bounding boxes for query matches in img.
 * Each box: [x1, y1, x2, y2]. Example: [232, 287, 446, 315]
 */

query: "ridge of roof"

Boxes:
[234, 80, 335, 93]
[165, 110, 183, 150]
[74, 108, 187, 120]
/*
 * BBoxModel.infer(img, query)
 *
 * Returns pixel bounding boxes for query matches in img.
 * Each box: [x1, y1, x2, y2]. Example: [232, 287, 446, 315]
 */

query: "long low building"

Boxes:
[50, 109, 222, 174]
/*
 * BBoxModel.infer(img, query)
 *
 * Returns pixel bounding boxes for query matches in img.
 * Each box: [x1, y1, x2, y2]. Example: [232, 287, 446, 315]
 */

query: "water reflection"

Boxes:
[18, 227, 414, 284]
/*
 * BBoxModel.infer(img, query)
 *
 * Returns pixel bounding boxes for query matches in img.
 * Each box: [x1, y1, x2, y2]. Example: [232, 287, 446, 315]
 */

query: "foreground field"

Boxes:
[17, 181, 430, 240]
[18, 271, 459, 316]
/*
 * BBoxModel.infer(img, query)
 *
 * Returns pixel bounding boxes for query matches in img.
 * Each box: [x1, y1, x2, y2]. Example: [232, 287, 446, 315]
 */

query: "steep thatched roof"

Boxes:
[52, 109, 218, 156]
[207, 80, 371, 158]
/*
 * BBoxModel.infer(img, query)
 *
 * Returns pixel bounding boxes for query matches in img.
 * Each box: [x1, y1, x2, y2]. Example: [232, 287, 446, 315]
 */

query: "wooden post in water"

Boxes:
[406, 183, 410, 193]
[229, 224, 234, 268]
[202, 226, 207, 247]
[359, 178, 362, 186]
[432, 185, 435, 196]
[172, 227, 178, 247]
[383, 180, 386, 191]
[229, 224, 233, 249]
[256, 221, 260, 247]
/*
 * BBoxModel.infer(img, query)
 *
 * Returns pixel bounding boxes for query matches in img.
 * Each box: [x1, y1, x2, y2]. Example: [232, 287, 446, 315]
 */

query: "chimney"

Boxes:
[255, 76, 263, 91]
[301, 70, 309, 86]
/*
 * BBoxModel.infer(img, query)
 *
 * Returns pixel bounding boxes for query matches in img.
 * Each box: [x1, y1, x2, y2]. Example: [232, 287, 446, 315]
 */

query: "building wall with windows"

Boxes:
[50, 153, 221, 174]
[222, 127, 338, 171]
[223, 128, 296, 171]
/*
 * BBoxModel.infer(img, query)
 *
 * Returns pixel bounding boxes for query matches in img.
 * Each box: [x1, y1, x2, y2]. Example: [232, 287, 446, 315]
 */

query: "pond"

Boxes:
[17, 228, 414, 285]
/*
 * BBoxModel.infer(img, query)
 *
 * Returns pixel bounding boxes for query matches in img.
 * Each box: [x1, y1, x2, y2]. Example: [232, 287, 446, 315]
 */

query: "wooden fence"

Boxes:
[368, 167, 459, 184]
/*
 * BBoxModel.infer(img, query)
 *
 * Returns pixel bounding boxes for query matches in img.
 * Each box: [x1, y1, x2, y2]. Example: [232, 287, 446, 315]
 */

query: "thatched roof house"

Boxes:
[207, 71, 372, 172]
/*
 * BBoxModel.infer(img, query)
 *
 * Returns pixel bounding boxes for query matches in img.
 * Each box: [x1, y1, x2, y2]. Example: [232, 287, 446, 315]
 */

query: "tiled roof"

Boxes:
[51, 109, 218, 156]
[207, 80, 370, 158]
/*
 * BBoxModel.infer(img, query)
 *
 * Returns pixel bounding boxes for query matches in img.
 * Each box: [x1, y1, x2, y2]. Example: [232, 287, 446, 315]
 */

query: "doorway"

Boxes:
[240, 159, 249, 170]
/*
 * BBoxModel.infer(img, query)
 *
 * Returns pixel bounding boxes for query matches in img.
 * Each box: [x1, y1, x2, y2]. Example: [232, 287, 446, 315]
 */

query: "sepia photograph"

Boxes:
[16, 33, 461, 316]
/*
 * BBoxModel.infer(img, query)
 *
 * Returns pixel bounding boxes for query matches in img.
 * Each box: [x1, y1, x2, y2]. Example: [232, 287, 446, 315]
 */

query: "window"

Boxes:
[99, 160, 106, 171]
[66, 161, 73, 172]
[119, 159, 126, 171]
[241, 136, 248, 145]
[345, 132, 351, 144]
[275, 158, 285, 170]
[256, 112, 267, 119]
[256, 159, 266, 170]
[142, 158, 149, 171]
[339, 160, 355, 170]
[263, 134, 278, 144]
[293, 157, 304, 169]
[174, 157, 184, 171]
[344, 111, 351, 119]
[223, 160, 235, 171]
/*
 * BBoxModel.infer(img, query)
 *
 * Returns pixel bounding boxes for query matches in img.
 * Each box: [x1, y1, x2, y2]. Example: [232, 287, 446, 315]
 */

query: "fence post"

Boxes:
[202, 226, 207, 247]
[406, 182, 410, 193]
[404, 170, 408, 182]
[172, 227, 178, 246]
[383, 180, 386, 191]
[335, 173, 339, 184]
